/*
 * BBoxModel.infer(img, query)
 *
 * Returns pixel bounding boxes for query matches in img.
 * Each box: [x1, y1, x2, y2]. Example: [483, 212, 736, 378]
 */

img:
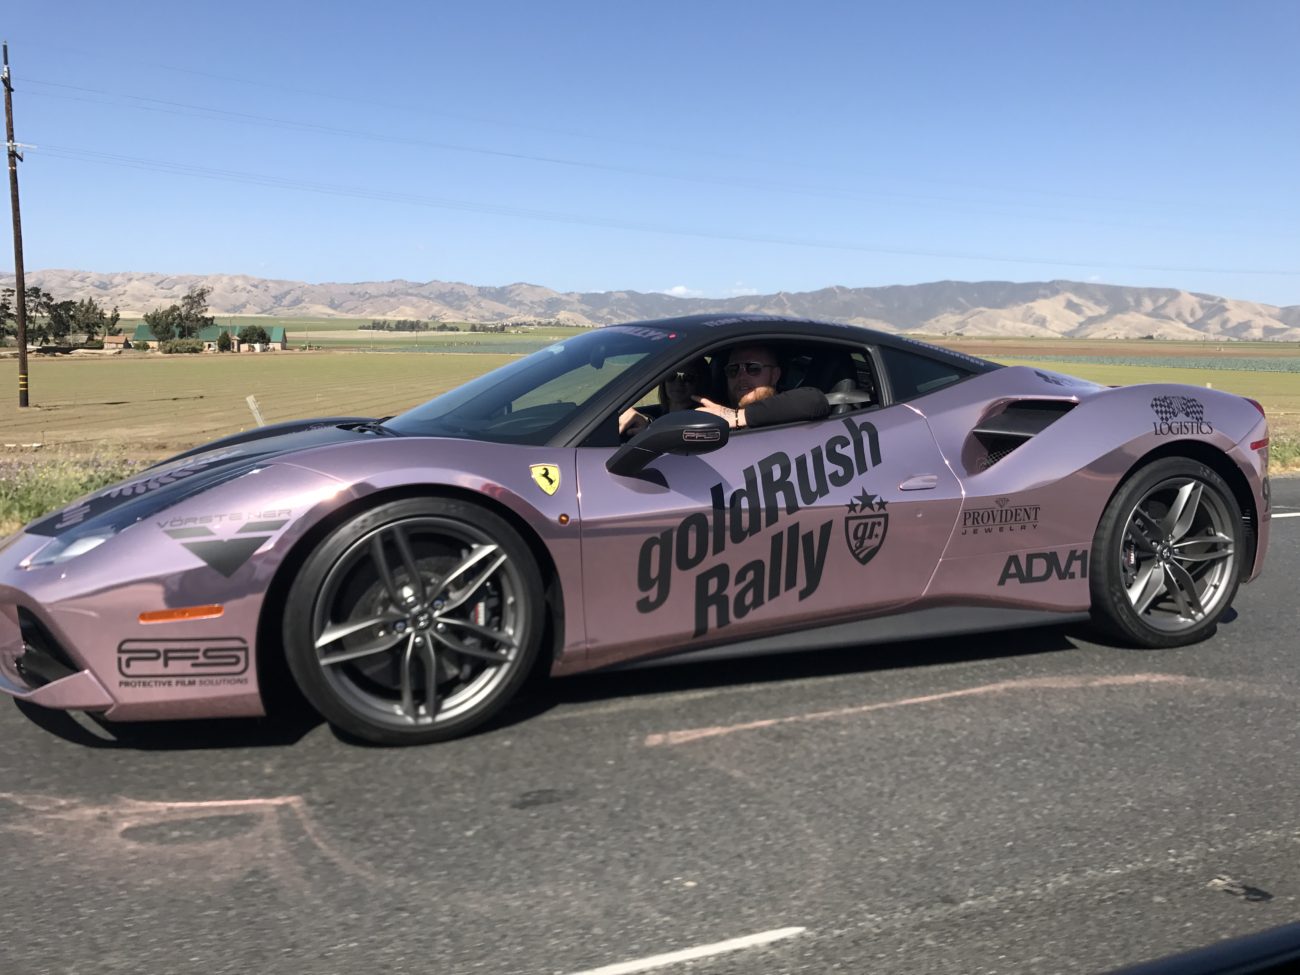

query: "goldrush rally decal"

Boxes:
[636, 416, 884, 637]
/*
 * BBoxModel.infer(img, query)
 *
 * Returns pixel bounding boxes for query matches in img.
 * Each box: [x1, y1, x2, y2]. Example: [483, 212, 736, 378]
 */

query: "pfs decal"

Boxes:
[997, 549, 1088, 585]
[844, 488, 888, 566]
[1151, 396, 1213, 436]
[117, 637, 249, 688]
[636, 417, 882, 637]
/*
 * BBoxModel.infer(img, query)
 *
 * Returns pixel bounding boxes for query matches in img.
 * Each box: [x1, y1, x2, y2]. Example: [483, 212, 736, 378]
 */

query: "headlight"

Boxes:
[24, 529, 116, 568]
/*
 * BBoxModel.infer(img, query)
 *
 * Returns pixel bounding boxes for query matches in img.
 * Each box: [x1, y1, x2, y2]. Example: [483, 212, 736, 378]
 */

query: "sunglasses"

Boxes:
[724, 361, 775, 378]
[667, 371, 703, 384]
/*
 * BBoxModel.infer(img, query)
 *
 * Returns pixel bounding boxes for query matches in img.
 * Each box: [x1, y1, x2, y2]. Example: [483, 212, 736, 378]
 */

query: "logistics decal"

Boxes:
[117, 637, 250, 689]
[960, 497, 1041, 539]
[160, 509, 291, 577]
[1151, 396, 1213, 436]
[636, 416, 883, 637]
[844, 488, 888, 566]
[998, 548, 1088, 586]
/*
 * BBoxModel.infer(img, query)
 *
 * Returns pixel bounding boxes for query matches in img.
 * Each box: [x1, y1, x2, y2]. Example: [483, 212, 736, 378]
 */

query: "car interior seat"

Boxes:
[801, 348, 875, 415]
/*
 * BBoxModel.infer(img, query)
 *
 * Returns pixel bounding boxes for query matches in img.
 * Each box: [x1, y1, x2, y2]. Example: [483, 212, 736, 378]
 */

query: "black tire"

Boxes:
[283, 497, 544, 745]
[1090, 457, 1243, 648]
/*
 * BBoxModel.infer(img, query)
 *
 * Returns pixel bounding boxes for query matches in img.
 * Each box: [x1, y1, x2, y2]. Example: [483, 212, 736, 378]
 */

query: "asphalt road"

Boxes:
[3, 479, 1299, 975]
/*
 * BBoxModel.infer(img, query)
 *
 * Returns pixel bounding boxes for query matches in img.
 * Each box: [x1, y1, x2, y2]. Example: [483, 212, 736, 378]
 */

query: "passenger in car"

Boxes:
[694, 344, 830, 429]
[618, 356, 711, 436]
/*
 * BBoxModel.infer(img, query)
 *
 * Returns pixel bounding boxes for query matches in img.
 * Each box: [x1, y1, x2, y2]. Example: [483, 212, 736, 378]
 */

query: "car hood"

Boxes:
[25, 418, 380, 539]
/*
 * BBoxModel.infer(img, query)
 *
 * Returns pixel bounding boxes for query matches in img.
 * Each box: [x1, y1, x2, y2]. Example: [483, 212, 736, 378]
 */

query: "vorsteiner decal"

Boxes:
[635, 416, 882, 637]
[160, 509, 291, 576]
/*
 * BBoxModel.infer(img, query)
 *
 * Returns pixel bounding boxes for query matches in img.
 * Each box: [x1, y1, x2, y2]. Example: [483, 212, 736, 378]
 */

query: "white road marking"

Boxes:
[645, 673, 1206, 747]
[1272, 512, 1300, 519]
[564, 927, 806, 975]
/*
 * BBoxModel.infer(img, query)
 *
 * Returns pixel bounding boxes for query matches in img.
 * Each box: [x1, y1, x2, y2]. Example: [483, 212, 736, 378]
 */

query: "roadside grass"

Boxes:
[0, 452, 149, 536]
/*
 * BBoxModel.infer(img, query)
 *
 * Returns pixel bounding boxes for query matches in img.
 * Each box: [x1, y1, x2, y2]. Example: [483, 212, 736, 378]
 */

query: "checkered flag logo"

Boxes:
[1151, 395, 1204, 423]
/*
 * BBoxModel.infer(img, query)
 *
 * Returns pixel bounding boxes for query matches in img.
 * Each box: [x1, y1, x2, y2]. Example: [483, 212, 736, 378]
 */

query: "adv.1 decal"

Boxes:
[998, 548, 1088, 586]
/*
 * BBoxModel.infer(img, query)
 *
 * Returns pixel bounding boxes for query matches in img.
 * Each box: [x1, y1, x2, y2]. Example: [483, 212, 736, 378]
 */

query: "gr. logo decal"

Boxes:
[844, 487, 888, 566]
[530, 464, 561, 496]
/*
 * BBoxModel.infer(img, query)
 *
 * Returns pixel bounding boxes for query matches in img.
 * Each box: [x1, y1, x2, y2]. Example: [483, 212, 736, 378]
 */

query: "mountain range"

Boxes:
[7, 270, 1300, 340]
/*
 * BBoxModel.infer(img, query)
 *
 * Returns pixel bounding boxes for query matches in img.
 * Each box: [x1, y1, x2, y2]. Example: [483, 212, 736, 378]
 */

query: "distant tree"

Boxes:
[237, 324, 270, 345]
[143, 304, 183, 342]
[107, 306, 121, 336]
[178, 285, 215, 339]
[70, 297, 114, 344]
[217, 330, 233, 352]
[45, 300, 77, 346]
[0, 288, 12, 345]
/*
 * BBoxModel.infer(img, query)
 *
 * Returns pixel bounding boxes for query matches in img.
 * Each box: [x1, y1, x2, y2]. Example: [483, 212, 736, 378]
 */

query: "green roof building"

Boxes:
[132, 323, 288, 349]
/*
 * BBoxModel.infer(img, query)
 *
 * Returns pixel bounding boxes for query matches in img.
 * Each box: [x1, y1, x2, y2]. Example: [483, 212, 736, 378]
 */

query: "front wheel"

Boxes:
[1090, 458, 1243, 648]
[283, 498, 544, 745]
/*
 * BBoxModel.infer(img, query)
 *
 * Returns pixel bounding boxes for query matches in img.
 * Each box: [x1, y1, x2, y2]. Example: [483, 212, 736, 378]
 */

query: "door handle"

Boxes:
[899, 474, 939, 491]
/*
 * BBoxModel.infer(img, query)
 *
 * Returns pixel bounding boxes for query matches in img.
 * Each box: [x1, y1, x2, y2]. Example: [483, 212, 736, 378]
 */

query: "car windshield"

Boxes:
[383, 324, 676, 443]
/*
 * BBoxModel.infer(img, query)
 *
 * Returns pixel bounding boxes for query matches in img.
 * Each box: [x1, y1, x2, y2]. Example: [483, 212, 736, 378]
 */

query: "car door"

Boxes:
[575, 401, 963, 670]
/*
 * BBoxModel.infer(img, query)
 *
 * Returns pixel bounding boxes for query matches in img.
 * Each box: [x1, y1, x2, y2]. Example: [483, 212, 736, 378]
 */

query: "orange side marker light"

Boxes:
[139, 605, 225, 624]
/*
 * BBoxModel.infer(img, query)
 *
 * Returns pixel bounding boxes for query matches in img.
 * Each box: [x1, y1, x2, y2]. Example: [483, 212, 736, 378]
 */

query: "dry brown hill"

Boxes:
[5, 270, 1299, 340]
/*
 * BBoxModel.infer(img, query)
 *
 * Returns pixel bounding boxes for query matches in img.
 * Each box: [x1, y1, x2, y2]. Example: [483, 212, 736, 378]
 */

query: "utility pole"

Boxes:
[3, 41, 30, 407]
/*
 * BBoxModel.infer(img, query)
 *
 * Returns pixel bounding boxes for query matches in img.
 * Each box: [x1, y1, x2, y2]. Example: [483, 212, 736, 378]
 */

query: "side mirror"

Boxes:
[606, 410, 729, 479]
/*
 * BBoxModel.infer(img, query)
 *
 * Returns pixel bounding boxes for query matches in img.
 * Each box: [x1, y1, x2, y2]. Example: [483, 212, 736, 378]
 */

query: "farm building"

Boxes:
[102, 334, 131, 349]
[130, 324, 289, 351]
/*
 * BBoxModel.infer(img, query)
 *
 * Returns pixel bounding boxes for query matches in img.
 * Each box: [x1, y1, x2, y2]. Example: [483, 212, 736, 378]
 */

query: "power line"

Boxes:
[22, 81, 1296, 241]
[30, 143, 1300, 277]
[25, 78, 1294, 225]
[22, 41, 1284, 218]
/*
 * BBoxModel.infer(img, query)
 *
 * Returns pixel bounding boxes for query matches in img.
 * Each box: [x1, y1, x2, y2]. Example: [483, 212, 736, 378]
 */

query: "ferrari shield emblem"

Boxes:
[844, 488, 889, 566]
[530, 463, 561, 496]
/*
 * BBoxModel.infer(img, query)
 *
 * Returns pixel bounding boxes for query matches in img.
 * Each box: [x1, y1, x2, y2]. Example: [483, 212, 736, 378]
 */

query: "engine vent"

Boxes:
[971, 400, 1076, 471]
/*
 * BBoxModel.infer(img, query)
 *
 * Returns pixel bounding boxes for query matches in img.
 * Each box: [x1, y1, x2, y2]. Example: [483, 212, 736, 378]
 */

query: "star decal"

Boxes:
[849, 489, 887, 513]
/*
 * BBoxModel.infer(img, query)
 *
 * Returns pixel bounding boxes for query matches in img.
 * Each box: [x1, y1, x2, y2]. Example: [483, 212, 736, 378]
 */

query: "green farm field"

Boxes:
[0, 351, 516, 455]
[2, 339, 1297, 533]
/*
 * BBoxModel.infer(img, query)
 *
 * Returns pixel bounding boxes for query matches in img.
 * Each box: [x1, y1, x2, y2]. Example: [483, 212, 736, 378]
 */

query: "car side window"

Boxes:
[879, 346, 971, 401]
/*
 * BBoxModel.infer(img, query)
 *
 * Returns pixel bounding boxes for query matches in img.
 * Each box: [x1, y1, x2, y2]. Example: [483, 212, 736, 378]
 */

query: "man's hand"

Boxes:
[619, 407, 649, 436]
[693, 397, 745, 428]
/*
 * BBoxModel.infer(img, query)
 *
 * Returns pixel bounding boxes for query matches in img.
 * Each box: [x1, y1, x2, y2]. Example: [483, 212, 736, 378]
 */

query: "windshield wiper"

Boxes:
[344, 419, 399, 437]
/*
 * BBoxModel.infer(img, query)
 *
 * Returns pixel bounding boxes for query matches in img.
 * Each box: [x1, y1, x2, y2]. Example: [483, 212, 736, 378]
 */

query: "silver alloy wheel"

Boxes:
[1119, 476, 1237, 633]
[310, 516, 524, 731]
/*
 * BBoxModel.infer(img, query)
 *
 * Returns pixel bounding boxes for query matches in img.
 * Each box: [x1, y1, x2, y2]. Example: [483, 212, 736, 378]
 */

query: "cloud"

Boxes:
[728, 282, 760, 297]
[1087, 275, 1102, 282]
[665, 284, 703, 298]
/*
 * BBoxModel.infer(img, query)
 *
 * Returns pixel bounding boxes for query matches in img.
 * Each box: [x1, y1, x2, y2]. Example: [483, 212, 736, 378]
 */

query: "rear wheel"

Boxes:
[1090, 458, 1243, 648]
[283, 498, 544, 744]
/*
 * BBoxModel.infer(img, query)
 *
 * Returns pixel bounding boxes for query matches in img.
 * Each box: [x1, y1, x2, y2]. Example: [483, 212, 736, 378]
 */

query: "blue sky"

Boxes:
[4, 0, 1298, 304]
